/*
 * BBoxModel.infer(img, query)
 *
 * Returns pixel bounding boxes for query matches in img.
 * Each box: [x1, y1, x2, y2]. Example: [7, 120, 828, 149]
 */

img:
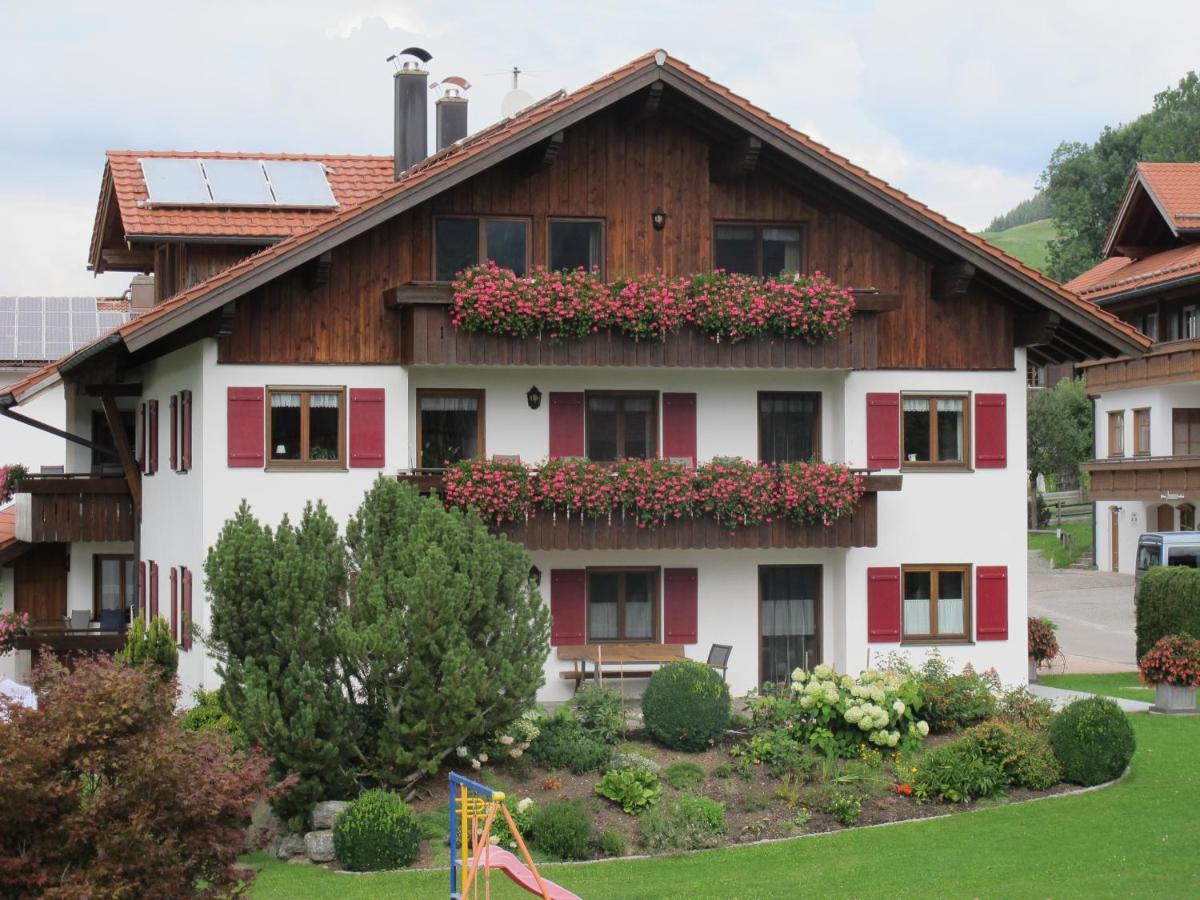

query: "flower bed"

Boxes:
[449, 264, 856, 344]
[441, 457, 864, 527]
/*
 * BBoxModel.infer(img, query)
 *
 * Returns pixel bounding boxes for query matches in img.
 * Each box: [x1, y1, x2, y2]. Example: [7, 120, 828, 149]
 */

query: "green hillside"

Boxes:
[977, 218, 1057, 273]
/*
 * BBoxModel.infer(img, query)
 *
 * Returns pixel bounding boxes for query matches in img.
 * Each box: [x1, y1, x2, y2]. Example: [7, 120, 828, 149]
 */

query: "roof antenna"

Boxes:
[501, 66, 534, 118]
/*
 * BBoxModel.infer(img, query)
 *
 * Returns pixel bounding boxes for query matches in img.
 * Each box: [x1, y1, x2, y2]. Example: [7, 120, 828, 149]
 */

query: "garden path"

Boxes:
[1028, 682, 1151, 713]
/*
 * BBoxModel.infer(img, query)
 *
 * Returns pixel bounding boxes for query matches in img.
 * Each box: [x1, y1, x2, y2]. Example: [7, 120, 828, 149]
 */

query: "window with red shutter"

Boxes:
[975, 566, 1009, 640]
[548, 393, 585, 459]
[974, 393, 1007, 469]
[181, 389, 193, 472]
[227, 387, 265, 467]
[663, 568, 698, 644]
[181, 567, 193, 650]
[661, 394, 697, 466]
[866, 393, 900, 469]
[867, 567, 901, 642]
[349, 388, 386, 468]
[148, 399, 159, 475]
[169, 394, 178, 471]
[149, 561, 159, 619]
[137, 402, 146, 470]
[549, 569, 586, 646]
[170, 566, 179, 644]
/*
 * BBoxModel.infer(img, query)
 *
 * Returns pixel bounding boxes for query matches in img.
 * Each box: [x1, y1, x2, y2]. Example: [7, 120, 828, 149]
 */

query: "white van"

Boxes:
[1135, 532, 1200, 588]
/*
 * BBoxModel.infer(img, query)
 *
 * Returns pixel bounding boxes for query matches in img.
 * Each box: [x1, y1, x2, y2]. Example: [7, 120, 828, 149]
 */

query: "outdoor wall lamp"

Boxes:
[526, 385, 542, 410]
[529, 565, 542, 586]
[651, 207, 668, 231]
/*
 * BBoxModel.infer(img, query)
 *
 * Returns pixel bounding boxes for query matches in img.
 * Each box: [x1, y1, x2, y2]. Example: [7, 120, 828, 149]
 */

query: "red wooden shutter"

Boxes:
[137, 561, 146, 621]
[181, 389, 193, 472]
[169, 394, 178, 471]
[549, 569, 586, 646]
[227, 387, 265, 467]
[137, 402, 146, 470]
[181, 567, 193, 651]
[866, 393, 900, 469]
[349, 388, 386, 468]
[976, 565, 1009, 640]
[148, 399, 159, 475]
[974, 393, 1007, 469]
[867, 567, 901, 642]
[170, 566, 179, 644]
[661, 393, 697, 466]
[663, 568, 698, 644]
[149, 561, 159, 619]
[548, 393, 585, 459]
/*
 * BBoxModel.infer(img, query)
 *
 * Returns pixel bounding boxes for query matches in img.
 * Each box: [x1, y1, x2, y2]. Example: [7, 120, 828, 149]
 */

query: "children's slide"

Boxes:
[465, 847, 582, 900]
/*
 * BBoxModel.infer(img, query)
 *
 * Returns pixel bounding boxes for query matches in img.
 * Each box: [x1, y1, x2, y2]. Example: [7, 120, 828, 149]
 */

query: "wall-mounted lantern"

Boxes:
[651, 207, 668, 231]
[526, 385, 542, 410]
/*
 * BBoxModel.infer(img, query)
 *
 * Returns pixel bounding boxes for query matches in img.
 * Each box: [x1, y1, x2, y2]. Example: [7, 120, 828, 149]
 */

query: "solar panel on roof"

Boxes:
[141, 158, 211, 205]
[263, 160, 337, 208]
[0, 298, 135, 362]
[203, 159, 275, 206]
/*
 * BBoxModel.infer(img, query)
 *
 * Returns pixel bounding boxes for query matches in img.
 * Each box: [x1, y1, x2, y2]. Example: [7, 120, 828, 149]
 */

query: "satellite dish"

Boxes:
[502, 88, 534, 117]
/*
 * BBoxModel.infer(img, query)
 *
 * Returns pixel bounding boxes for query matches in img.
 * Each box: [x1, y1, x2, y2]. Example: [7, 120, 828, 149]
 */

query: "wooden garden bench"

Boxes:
[556, 643, 685, 692]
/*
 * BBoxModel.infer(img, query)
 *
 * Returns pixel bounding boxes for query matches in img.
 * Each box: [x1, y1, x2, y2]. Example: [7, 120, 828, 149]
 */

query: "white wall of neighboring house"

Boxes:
[0, 373, 68, 472]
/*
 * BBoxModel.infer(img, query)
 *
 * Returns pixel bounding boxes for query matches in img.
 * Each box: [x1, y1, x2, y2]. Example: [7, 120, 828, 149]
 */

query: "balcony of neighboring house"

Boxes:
[13, 473, 135, 544]
[1083, 455, 1200, 504]
[1080, 338, 1200, 393]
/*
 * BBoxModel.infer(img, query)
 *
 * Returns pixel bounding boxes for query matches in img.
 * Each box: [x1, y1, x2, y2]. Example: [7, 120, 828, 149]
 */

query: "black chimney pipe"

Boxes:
[436, 95, 468, 150]
[392, 47, 431, 178]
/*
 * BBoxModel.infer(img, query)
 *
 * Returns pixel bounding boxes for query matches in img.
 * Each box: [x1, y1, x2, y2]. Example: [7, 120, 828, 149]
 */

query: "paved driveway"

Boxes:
[1028, 552, 1138, 673]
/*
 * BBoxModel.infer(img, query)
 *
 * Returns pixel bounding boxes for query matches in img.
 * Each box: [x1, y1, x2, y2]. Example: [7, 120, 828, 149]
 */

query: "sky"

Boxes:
[1, 0, 1198, 296]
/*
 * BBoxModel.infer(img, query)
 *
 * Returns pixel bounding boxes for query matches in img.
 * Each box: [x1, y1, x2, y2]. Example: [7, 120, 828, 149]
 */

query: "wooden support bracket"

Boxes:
[931, 261, 976, 301]
[101, 394, 141, 518]
[710, 135, 763, 182]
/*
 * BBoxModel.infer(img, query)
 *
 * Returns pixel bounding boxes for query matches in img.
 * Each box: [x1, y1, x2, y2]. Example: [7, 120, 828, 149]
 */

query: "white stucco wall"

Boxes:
[0, 374, 68, 471]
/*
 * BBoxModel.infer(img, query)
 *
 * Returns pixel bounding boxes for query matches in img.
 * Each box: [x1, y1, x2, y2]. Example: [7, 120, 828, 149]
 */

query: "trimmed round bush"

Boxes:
[530, 799, 592, 860]
[332, 790, 421, 871]
[641, 660, 730, 751]
[1049, 697, 1135, 786]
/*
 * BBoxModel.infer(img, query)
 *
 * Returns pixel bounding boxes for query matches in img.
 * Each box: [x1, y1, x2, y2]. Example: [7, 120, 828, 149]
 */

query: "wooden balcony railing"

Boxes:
[398, 469, 900, 550]
[1084, 455, 1200, 502]
[1080, 339, 1200, 393]
[388, 284, 899, 370]
[14, 475, 135, 543]
[14, 626, 128, 658]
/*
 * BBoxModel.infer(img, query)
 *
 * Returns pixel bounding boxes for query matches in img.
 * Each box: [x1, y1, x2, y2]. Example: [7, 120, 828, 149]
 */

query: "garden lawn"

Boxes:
[247, 714, 1199, 899]
[1028, 522, 1093, 568]
[1040, 672, 1155, 704]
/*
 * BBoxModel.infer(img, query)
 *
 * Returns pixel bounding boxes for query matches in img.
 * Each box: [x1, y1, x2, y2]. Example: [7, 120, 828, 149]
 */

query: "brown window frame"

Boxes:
[93, 554, 135, 622]
[415, 388, 486, 470]
[1108, 410, 1125, 458]
[757, 391, 822, 464]
[584, 391, 659, 462]
[900, 564, 972, 643]
[1172, 408, 1200, 456]
[1180, 503, 1196, 531]
[900, 393, 971, 470]
[266, 386, 347, 470]
[433, 215, 532, 283]
[547, 217, 606, 278]
[1133, 408, 1151, 457]
[585, 566, 660, 644]
[713, 221, 807, 277]
[758, 564, 823, 686]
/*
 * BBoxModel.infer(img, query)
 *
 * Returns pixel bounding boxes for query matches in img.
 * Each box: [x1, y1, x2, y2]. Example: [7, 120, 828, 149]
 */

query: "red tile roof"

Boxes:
[1137, 163, 1200, 233]
[1066, 243, 1200, 300]
[0, 506, 16, 554]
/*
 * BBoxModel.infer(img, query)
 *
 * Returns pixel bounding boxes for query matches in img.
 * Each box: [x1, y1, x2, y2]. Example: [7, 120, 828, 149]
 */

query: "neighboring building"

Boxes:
[1072, 163, 1200, 572]
[1, 50, 1146, 698]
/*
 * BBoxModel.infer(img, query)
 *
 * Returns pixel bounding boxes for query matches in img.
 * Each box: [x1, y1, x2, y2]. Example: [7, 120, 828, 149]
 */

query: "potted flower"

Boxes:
[1027, 616, 1060, 683]
[1139, 634, 1200, 714]
[0, 610, 31, 656]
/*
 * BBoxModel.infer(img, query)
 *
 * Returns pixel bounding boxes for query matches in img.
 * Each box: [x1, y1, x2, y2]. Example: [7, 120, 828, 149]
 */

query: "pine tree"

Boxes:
[115, 616, 178, 681]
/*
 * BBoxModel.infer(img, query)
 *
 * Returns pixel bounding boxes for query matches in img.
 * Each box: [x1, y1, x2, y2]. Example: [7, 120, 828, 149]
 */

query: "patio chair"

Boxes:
[99, 609, 125, 632]
[68, 610, 91, 631]
[706, 643, 733, 682]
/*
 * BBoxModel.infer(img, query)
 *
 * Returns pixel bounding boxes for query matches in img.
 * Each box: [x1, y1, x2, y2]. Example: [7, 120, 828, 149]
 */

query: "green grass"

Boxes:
[1041, 672, 1155, 703]
[1029, 522, 1093, 568]
[247, 715, 1199, 899]
[978, 218, 1057, 273]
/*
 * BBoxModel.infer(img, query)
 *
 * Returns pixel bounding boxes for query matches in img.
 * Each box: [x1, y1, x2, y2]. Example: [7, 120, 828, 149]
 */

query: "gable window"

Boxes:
[93, 554, 135, 625]
[268, 387, 345, 468]
[1133, 408, 1151, 457]
[902, 565, 969, 642]
[714, 224, 803, 277]
[588, 568, 657, 642]
[1140, 311, 1159, 342]
[434, 216, 529, 281]
[586, 392, 657, 461]
[1185, 306, 1200, 340]
[1174, 408, 1200, 456]
[1108, 410, 1125, 458]
[417, 389, 484, 468]
[758, 392, 821, 464]
[901, 394, 968, 467]
[548, 219, 603, 274]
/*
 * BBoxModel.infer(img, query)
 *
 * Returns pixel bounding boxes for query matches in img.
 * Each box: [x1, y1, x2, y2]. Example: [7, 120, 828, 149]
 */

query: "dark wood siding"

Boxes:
[14, 544, 69, 627]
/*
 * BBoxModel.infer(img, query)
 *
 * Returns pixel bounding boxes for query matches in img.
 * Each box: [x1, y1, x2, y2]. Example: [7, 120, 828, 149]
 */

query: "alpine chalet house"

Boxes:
[1072, 163, 1200, 572]
[1, 50, 1146, 699]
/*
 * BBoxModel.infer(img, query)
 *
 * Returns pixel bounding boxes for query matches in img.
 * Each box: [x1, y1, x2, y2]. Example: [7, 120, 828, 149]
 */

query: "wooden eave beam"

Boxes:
[305, 251, 332, 289]
[1014, 311, 1062, 347]
[0, 406, 116, 457]
[931, 261, 976, 301]
[521, 131, 564, 174]
[385, 281, 453, 309]
[851, 292, 903, 313]
[84, 383, 143, 397]
[621, 81, 664, 124]
[710, 135, 763, 182]
[101, 395, 141, 517]
[98, 247, 155, 272]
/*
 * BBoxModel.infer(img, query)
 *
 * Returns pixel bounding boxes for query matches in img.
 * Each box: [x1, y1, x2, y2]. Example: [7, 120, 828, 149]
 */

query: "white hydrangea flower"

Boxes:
[869, 686, 886, 703]
[510, 747, 524, 758]
[791, 667, 808, 683]
[840, 674, 855, 689]
[457, 746, 469, 758]
[799, 695, 814, 710]
[517, 797, 534, 813]
[917, 720, 930, 737]
[845, 705, 863, 724]
[892, 700, 905, 715]
[887, 731, 900, 747]
[499, 735, 514, 746]
[471, 758, 482, 769]
[813, 663, 834, 681]
[478, 753, 489, 763]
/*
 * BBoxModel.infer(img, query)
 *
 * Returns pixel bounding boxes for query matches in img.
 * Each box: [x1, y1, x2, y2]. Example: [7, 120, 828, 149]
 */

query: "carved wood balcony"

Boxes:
[14, 476, 135, 543]
[1083, 456, 1200, 502]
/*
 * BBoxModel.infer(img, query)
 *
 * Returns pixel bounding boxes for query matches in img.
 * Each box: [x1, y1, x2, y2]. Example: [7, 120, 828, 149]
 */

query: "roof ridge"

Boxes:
[108, 149, 395, 161]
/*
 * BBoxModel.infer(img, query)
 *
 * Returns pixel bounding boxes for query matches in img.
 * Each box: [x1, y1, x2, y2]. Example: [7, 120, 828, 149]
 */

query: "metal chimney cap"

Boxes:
[653, 50, 668, 66]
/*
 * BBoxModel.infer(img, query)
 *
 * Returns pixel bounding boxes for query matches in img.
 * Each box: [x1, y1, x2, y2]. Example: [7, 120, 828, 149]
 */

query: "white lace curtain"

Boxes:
[271, 392, 300, 409]
[421, 396, 478, 412]
[762, 597, 815, 637]
[309, 393, 339, 409]
[763, 227, 802, 271]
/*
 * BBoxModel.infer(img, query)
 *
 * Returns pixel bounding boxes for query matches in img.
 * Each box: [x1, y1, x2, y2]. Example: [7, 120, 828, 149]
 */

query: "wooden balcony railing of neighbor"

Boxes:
[387, 283, 900, 370]
[1080, 338, 1200, 393]
[397, 470, 901, 550]
[14, 476, 135, 543]
[14, 626, 128, 658]
[1084, 455, 1200, 502]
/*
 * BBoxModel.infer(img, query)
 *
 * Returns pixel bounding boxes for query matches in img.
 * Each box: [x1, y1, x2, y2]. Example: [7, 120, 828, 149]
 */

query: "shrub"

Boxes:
[1138, 634, 1200, 686]
[711, 762, 733, 779]
[333, 790, 421, 871]
[612, 750, 661, 775]
[826, 790, 862, 826]
[919, 661, 998, 732]
[641, 660, 731, 751]
[530, 800, 591, 860]
[1135, 566, 1200, 658]
[495, 797, 535, 852]
[996, 685, 1056, 730]
[595, 767, 663, 814]
[0, 655, 271, 897]
[180, 687, 247, 749]
[1028, 617, 1060, 667]
[639, 794, 727, 851]
[570, 685, 627, 743]
[912, 738, 1006, 803]
[528, 710, 584, 769]
[731, 728, 820, 778]
[664, 760, 705, 791]
[598, 829, 626, 857]
[415, 808, 448, 842]
[568, 737, 614, 775]
[1049, 697, 1135, 786]
[969, 719, 1063, 790]
[115, 615, 178, 681]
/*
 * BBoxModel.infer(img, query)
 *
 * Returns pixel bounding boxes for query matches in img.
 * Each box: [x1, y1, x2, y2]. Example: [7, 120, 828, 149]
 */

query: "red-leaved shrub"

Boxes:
[0, 655, 273, 899]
